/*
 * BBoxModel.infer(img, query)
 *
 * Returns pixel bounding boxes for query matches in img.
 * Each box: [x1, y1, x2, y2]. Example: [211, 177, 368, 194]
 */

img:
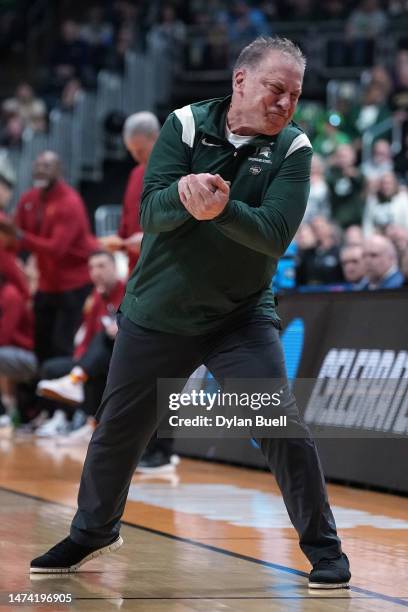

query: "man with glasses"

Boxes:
[340, 244, 366, 290]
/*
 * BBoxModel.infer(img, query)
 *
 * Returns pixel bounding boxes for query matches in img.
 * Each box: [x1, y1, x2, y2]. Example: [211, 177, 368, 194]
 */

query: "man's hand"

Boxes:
[105, 320, 119, 339]
[123, 232, 143, 255]
[178, 173, 230, 220]
[99, 234, 125, 252]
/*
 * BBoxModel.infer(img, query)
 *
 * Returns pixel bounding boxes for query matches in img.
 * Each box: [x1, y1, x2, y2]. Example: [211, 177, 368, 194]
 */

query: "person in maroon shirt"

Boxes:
[35, 250, 125, 439]
[2, 151, 98, 364]
[0, 168, 30, 301]
[0, 279, 37, 383]
[101, 111, 160, 273]
[0, 241, 31, 300]
[103, 112, 178, 472]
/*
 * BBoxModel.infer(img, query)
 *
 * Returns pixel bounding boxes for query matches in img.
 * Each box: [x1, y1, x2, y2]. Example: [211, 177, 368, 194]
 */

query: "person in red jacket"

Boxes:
[0, 279, 37, 383]
[5, 151, 97, 363]
[34, 250, 125, 439]
[0, 169, 31, 301]
[0, 240, 31, 300]
[101, 111, 160, 273]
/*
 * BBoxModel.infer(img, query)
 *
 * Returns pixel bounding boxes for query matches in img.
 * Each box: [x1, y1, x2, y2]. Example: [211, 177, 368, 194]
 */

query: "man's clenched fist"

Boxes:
[178, 173, 230, 220]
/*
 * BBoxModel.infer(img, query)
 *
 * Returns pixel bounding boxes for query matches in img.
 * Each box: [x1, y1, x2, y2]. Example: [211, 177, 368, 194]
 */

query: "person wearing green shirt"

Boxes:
[31, 36, 351, 590]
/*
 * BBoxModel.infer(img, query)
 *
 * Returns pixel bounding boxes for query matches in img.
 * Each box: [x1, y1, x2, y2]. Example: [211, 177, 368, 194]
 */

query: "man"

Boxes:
[11, 151, 97, 363]
[326, 144, 366, 229]
[101, 111, 160, 272]
[339, 244, 366, 290]
[0, 277, 36, 383]
[0, 165, 32, 301]
[361, 234, 404, 290]
[35, 250, 125, 440]
[102, 112, 175, 472]
[296, 216, 344, 287]
[31, 36, 351, 590]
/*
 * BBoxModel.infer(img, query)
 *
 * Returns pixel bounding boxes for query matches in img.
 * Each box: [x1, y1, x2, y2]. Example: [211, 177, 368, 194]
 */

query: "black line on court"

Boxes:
[1, 485, 408, 608]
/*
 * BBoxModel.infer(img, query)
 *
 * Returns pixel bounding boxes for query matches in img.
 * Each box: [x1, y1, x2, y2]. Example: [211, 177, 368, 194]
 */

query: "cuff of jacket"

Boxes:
[213, 200, 238, 224]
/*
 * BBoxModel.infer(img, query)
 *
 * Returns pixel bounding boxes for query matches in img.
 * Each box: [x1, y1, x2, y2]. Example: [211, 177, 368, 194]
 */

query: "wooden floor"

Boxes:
[0, 434, 407, 611]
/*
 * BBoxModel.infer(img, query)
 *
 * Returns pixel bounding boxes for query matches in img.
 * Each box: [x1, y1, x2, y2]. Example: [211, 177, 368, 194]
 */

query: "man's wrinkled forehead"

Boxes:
[250, 51, 304, 85]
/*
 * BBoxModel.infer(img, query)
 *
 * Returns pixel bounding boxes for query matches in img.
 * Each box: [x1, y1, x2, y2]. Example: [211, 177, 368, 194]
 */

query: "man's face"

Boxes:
[88, 254, 117, 292]
[125, 133, 156, 165]
[232, 51, 303, 136]
[341, 248, 365, 282]
[32, 153, 60, 189]
[363, 241, 393, 281]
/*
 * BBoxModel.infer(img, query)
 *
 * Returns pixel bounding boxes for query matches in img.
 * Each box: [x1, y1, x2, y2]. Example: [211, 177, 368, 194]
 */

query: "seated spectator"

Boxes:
[35, 250, 125, 439]
[303, 155, 331, 223]
[360, 234, 404, 289]
[326, 144, 366, 228]
[80, 4, 113, 72]
[50, 20, 91, 91]
[294, 223, 317, 251]
[0, 99, 24, 147]
[220, 0, 271, 55]
[390, 49, 408, 144]
[394, 132, 408, 185]
[340, 244, 367, 290]
[0, 167, 32, 300]
[294, 102, 325, 143]
[0, 159, 14, 210]
[105, 25, 134, 74]
[0, 275, 36, 379]
[385, 224, 408, 263]
[363, 172, 408, 234]
[313, 112, 351, 157]
[344, 224, 364, 246]
[367, 65, 393, 99]
[361, 139, 394, 185]
[147, 4, 186, 58]
[344, 84, 391, 146]
[296, 216, 344, 286]
[59, 78, 84, 112]
[6, 82, 47, 132]
[345, 0, 388, 67]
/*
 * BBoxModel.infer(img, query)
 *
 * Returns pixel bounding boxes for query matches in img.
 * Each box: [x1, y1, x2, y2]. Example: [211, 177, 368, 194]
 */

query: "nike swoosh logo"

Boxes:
[202, 138, 222, 147]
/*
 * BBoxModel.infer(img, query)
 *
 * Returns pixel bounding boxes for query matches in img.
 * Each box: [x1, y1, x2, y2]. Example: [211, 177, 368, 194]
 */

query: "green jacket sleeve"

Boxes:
[140, 113, 192, 233]
[213, 146, 312, 257]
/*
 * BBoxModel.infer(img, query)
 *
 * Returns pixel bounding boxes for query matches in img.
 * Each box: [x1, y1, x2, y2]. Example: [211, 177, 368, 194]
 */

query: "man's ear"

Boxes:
[233, 68, 246, 93]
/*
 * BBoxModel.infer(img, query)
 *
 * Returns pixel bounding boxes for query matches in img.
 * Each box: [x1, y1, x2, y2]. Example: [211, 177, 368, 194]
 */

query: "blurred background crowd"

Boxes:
[0, 0, 408, 446]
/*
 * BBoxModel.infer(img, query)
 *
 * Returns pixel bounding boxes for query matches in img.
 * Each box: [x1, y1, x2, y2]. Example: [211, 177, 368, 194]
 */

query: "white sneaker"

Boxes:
[0, 414, 12, 437]
[37, 375, 85, 405]
[35, 410, 70, 437]
[56, 421, 94, 446]
[0, 414, 11, 427]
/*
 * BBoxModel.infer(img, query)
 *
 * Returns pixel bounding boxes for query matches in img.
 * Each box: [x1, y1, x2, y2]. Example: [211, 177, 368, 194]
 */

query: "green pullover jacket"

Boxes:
[121, 96, 312, 335]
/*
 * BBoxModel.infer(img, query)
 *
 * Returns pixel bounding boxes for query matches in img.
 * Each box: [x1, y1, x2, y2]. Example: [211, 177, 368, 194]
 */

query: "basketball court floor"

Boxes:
[0, 435, 407, 611]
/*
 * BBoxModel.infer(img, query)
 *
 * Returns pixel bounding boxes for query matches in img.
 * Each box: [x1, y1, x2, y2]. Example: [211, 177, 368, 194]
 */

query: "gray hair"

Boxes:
[233, 36, 306, 73]
[123, 111, 160, 141]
